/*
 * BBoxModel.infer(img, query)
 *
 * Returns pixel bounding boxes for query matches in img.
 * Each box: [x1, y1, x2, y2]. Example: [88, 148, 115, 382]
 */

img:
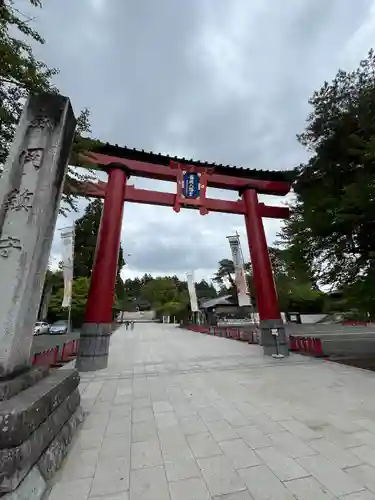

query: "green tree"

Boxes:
[48, 277, 90, 327]
[213, 259, 252, 288]
[280, 50, 375, 317]
[195, 279, 217, 300]
[0, 0, 95, 213]
[74, 199, 125, 299]
[213, 249, 325, 313]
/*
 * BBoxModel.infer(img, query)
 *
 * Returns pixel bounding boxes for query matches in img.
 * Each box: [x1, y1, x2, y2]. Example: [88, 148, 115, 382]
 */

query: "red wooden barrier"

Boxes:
[289, 335, 324, 357]
[61, 340, 79, 361]
[73, 339, 80, 354]
[182, 324, 260, 345]
[33, 346, 59, 366]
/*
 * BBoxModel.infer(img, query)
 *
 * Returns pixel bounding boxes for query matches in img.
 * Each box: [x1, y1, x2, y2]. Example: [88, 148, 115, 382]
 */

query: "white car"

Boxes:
[34, 321, 50, 335]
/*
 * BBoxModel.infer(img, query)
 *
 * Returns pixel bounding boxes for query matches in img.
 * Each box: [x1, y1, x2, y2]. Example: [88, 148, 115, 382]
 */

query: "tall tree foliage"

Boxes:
[0, 0, 94, 213]
[74, 199, 125, 298]
[214, 250, 324, 313]
[280, 50, 375, 316]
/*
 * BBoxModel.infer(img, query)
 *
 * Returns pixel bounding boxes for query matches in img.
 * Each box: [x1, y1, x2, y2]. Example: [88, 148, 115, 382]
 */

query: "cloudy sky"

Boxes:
[23, 0, 375, 282]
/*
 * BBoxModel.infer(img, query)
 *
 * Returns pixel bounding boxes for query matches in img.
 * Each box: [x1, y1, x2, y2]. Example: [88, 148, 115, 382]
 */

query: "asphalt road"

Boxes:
[31, 330, 80, 356]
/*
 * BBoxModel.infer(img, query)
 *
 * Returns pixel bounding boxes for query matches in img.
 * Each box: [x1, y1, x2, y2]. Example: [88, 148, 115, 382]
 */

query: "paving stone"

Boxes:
[355, 419, 375, 434]
[41, 324, 375, 499]
[73, 427, 105, 450]
[267, 431, 316, 458]
[206, 420, 239, 441]
[279, 419, 322, 441]
[238, 464, 295, 500]
[351, 446, 375, 467]
[84, 381, 103, 401]
[106, 415, 131, 436]
[131, 421, 158, 442]
[100, 433, 131, 458]
[132, 407, 154, 423]
[164, 458, 201, 482]
[61, 447, 99, 480]
[174, 402, 196, 417]
[179, 415, 207, 435]
[297, 454, 364, 497]
[153, 401, 174, 413]
[187, 431, 223, 458]
[212, 492, 255, 500]
[352, 431, 375, 448]
[130, 465, 169, 500]
[111, 404, 132, 418]
[339, 491, 375, 499]
[90, 493, 129, 500]
[97, 381, 118, 402]
[247, 414, 285, 435]
[345, 464, 375, 494]
[320, 425, 365, 449]
[132, 397, 151, 409]
[169, 477, 211, 500]
[222, 411, 250, 428]
[255, 446, 309, 481]
[159, 428, 193, 461]
[131, 439, 163, 469]
[199, 406, 223, 423]
[198, 454, 246, 496]
[218, 439, 261, 469]
[328, 415, 364, 434]
[236, 426, 272, 449]
[284, 476, 335, 499]
[90, 456, 130, 497]
[49, 477, 92, 500]
[155, 411, 179, 429]
[309, 438, 361, 468]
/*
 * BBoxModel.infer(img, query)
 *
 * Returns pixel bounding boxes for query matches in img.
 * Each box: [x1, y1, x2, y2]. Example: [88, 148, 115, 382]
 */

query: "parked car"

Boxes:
[34, 321, 50, 335]
[49, 320, 69, 335]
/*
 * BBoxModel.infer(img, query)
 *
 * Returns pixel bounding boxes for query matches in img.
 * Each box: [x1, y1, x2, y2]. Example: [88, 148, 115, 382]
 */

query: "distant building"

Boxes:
[199, 295, 253, 325]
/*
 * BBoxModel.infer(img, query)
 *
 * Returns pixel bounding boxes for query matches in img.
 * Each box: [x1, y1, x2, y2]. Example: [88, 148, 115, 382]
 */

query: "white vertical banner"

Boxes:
[186, 272, 199, 312]
[227, 234, 251, 307]
[60, 226, 75, 308]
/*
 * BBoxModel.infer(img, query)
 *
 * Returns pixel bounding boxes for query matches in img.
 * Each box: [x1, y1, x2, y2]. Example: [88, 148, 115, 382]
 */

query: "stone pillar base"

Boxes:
[75, 323, 113, 372]
[260, 319, 289, 357]
[0, 368, 83, 498]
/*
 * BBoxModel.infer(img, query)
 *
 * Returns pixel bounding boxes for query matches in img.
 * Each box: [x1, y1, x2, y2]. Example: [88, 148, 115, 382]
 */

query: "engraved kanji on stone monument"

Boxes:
[29, 112, 52, 130]
[22, 148, 45, 170]
[4, 188, 33, 212]
[0, 236, 22, 258]
[0, 94, 76, 377]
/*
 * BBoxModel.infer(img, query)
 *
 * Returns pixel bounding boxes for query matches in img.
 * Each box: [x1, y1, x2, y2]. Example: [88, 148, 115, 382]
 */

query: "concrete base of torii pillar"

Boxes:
[0, 94, 83, 499]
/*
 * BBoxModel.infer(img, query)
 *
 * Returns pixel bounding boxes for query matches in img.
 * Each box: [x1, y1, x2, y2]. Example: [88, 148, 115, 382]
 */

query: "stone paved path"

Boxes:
[48, 323, 375, 499]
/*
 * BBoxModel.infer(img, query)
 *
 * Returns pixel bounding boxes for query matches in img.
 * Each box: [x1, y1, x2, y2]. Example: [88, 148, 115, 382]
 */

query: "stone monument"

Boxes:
[0, 94, 83, 498]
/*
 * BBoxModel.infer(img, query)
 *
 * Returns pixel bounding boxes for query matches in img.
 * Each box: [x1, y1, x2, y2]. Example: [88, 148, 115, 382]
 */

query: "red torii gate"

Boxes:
[73, 145, 293, 370]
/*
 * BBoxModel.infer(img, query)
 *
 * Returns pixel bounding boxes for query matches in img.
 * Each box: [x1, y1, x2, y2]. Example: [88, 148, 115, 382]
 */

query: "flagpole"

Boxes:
[67, 301, 72, 333]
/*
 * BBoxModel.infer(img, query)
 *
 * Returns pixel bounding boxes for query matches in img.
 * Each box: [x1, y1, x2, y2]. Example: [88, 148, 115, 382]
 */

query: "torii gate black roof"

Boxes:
[89, 143, 296, 184]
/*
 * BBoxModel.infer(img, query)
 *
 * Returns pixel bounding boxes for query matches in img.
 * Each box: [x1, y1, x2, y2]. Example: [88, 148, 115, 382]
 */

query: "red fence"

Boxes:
[289, 335, 324, 357]
[184, 324, 258, 344]
[32, 339, 80, 367]
[185, 325, 325, 357]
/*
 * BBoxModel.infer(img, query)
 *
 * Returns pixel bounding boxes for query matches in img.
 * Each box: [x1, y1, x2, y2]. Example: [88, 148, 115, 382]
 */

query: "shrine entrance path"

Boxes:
[49, 323, 375, 500]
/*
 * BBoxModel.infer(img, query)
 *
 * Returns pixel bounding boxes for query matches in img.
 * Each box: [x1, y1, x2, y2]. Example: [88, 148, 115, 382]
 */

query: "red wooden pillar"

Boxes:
[76, 164, 129, 371]
[242, 187, 289, 356]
